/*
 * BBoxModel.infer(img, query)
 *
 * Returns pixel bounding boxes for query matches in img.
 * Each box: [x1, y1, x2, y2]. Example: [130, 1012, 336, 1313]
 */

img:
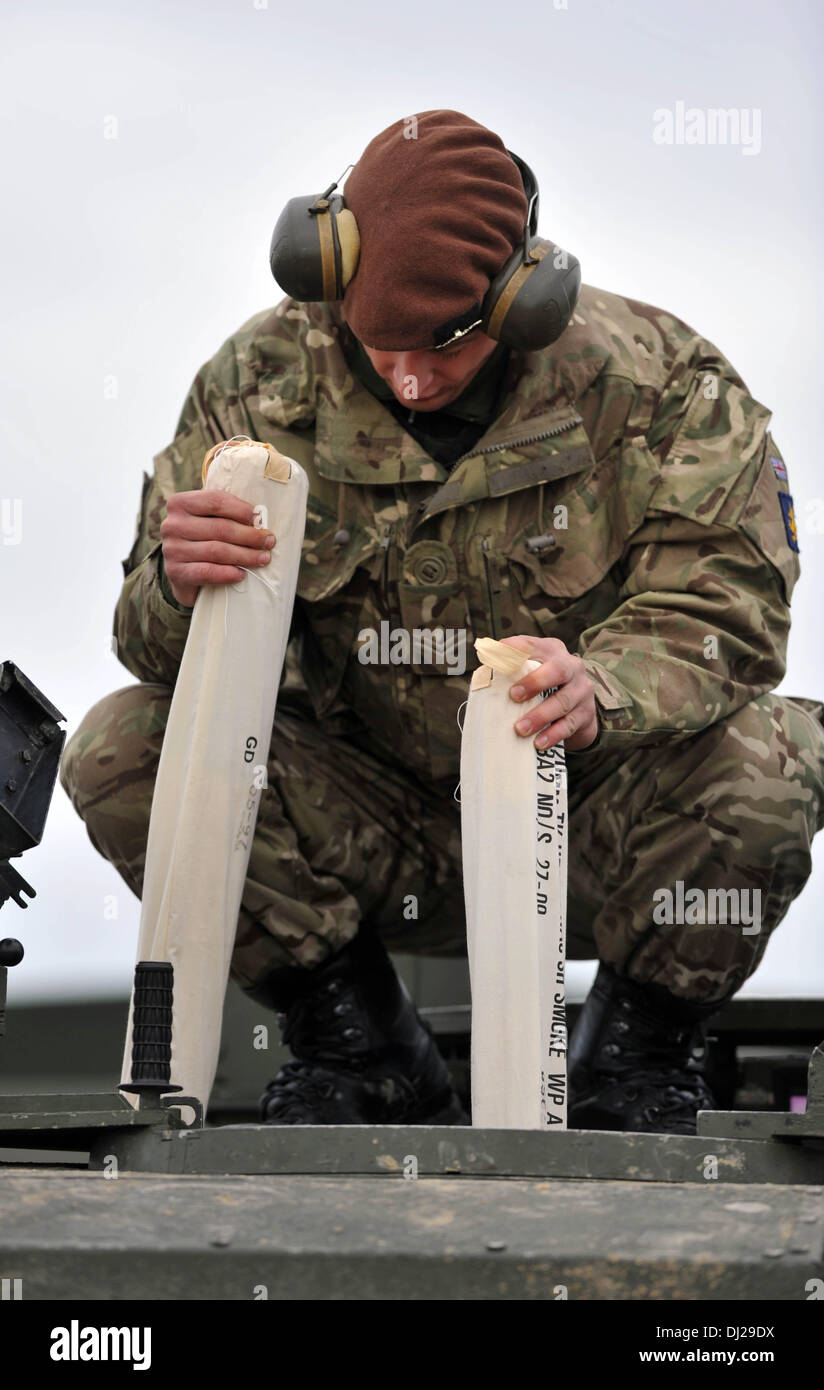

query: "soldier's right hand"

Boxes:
[160, 489, 277, 609]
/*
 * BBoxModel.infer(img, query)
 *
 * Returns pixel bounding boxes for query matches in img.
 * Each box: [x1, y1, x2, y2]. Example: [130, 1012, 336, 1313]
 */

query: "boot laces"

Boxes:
[600, 998, 714, 1124]
[260, 1058, 422, 1124]
[278, 975, 370, 1070]
[260, 1059, 342, 1122]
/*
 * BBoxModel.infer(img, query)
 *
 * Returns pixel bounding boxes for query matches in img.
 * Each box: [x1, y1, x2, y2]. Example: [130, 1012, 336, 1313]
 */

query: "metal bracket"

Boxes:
[698, 1043, 824, 1140]
[0, 861, 36, 911]
[160, 1094, 204, 1129]
[0, 1088, 203, 1151]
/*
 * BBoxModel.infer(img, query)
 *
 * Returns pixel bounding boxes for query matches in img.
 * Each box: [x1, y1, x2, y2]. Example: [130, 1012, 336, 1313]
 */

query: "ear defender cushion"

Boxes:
[270, 195, 361, 301]
[335, 208, 360, 290]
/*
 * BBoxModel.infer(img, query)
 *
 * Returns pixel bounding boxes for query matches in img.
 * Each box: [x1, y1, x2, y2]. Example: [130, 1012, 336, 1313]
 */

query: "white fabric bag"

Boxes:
[120, 437, 308, 1117]
[460, 637, 568, 1129]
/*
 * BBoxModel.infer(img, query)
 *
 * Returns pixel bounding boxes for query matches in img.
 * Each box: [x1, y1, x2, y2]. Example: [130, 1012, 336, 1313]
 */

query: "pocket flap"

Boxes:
[504, 437, 660, 597]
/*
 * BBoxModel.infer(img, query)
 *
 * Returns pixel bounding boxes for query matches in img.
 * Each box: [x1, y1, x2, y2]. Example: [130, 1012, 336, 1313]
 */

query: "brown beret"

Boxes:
[341, 109, 528, 351]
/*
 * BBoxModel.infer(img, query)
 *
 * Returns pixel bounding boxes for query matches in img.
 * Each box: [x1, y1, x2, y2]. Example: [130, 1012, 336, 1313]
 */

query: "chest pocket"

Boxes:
[295, 495, 383, 718]
[397, 541, 472, 676]
[481, 438, 660, 646]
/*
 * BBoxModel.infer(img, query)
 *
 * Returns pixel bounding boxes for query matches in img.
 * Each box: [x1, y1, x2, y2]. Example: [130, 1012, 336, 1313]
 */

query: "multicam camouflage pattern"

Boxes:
[58, 283, 824, 1000]
[59, 678, 824, 1003]
[112, 286, 806, 780]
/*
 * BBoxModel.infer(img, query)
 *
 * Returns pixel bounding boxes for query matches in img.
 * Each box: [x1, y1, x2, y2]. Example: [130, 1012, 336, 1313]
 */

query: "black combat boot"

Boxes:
[567, 963, 724, 1135]
[251, 929, 468, 1125]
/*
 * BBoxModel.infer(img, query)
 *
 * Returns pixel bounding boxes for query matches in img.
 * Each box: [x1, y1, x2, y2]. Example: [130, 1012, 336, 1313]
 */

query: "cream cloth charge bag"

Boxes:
[460, 637, 569, 1129]
[120, 437, 308, 1117]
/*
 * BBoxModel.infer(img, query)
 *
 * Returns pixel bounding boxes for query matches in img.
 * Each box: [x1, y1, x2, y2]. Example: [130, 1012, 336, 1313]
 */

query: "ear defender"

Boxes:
[480, 237, 581, 352]
[479, 151, 581, 352]
[268, 152, 580, 350]
[269, 185, 360, 302]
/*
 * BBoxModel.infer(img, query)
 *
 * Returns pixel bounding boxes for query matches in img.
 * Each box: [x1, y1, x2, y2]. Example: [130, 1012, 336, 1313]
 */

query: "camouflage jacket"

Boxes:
[113, 286, 801, 783]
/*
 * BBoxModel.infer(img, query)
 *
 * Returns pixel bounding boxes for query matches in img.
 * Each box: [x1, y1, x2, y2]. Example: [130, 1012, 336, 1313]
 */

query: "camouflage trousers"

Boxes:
[58, 683, 824, 1005]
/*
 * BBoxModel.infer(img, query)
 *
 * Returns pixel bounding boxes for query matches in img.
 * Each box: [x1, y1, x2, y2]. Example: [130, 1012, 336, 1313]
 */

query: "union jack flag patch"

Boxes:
[771, 456, 788, 482]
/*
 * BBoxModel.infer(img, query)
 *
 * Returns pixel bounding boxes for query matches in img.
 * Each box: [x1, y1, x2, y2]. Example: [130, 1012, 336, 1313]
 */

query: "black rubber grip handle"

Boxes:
[120, 960, 181, 1094]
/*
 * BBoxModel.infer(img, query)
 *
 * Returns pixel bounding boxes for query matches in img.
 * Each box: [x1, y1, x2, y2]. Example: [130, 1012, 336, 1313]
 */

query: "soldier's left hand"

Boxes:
[500, 635, 599, 751]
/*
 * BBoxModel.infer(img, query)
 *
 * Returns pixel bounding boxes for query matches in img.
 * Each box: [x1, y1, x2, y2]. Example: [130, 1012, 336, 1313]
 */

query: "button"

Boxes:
[403, 540, 457, 589]
[525, 534, 557, 554]
[415, 556, 448, 585]
[332, 529, 350, 546]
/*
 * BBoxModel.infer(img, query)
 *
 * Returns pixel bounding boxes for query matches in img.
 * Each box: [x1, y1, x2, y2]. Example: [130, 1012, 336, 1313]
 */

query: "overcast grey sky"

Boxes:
[1, 0, 822, 1000]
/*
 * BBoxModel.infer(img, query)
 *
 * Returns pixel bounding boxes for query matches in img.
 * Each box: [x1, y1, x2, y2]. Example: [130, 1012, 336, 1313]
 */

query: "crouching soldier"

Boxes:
[60, 109, 824, 1133]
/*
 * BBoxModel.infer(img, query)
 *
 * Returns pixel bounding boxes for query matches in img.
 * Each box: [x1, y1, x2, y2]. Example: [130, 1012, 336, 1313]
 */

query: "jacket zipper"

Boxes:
[409, 413, 586, 623]
[414, 413, 585, 528]
[481, 538, 499, 639]
[475, 415, 583, 640]
[454, 412, 583, 467]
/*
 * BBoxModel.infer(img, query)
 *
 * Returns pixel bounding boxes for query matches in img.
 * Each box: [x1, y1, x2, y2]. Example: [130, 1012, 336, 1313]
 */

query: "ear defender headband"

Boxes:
[269, 151, 581, 353]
